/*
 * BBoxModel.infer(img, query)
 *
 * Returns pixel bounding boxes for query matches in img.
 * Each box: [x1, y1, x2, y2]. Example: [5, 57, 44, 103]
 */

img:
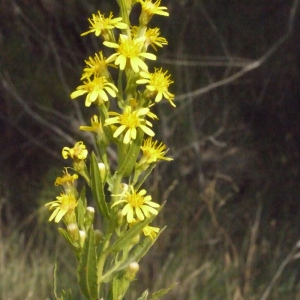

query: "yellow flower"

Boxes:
[55, 168, 78, 196]
[129, 218, 160, 240]
[143, 224, 160, 240]
[45, 193, 78, 223]
[137, 68, 175, 106]
[70, 76, 118, 107]
[104, 34, 156, 72]
[139, 0, 169, 25]
[111, 185, 160, 223]
[62, 141, 88, 160]
[144, 27, 168, 51]
[104, 106, 157, 144]
[81, 11, 127, 38]
[80, 115, 103, 134]
[140, 137, 173, 164]
[81, 51, 115, 80]
[55, 168, 78, 187]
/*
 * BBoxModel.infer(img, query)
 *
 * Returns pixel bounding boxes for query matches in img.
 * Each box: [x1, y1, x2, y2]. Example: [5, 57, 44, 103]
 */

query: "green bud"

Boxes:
[131, 234, 140, 245]
[67, 223, 80, 243]
[85, 206, 95, 228]
[98, 163, 106, 182]
[94, 229, 103, 245]
[125, 262, 139, 281]
[79, 230, 86, 248]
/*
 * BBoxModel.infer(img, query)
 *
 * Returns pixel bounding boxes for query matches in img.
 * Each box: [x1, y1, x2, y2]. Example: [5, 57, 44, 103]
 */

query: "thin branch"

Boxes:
[243, 203, 262, 296]
[0, 113, 61, 163]
[260, 241, 300, 300]
[0, 73, 75, 144]
[160, 57, 254, 68]
[173, 0, 299, 105]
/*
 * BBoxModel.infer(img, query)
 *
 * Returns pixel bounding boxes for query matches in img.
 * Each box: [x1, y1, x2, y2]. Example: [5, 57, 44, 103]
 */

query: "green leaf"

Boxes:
[149, 282, 179, 300]
[137, 290, 149, 300]
[76, 187, 87, 229]
[54, 258, 59, 299]
[135, 163, 156, 190]
[56, 289, 73, 300]
[117, 129, 143, 177]
[54, 258, 75, 300]
[111, 274, 124, 300]
[106, 213, 157, 255]
[102, 227, 165, 283]
[77, 227, 98, 300]
[90, 152, 110, 219]
[58, 228, 80, 254]
[130, 227, 165, 263]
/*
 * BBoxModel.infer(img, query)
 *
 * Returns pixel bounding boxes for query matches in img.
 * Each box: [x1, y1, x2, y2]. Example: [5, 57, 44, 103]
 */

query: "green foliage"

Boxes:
[78, 227, 98, 299]
[90, 152, 110, 219]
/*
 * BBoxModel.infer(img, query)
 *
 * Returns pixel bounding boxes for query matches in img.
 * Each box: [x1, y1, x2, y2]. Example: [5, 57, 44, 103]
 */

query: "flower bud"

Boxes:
[125, 262, 139, 281]
[79, 230, 87, 248]
[94, 229, 103, 245]
[67, 223, 80, 243]
[131, 234, 140, 245]
[121, 183, 128, 193]
[85, 206, 95, 228]
[98, 163, 106, 182]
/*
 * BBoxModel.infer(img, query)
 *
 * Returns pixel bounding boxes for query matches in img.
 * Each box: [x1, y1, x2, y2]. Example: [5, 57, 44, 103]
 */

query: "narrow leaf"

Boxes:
[90, 152, 110, 219]
[78, 227, 98, 300]
[57, 289, 73, 300]
[76, 187, 87, 229]
[135, 163, 156, 190]
[130, 227, 165, 263]
[102, 227, 165, 283]
[106, 212, 157, 254]
[150, 282, 179, 300]
[137, 290, 149, 300]
[117, 129, 143, 177]
[58, 228, 80, 255]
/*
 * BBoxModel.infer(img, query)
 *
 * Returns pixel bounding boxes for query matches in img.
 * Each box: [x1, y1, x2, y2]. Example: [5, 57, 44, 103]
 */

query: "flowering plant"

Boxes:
[45, 0, 176, 299]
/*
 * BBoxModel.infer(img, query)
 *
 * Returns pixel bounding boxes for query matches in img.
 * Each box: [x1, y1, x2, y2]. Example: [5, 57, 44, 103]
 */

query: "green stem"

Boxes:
[97, 251, 108, 295]
[117, 0, 131, 34]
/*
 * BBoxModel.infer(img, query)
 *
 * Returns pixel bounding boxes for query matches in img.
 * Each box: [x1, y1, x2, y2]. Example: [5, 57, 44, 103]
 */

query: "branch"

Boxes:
[172, 0, 299, 106]
[0, 73, 76, 145]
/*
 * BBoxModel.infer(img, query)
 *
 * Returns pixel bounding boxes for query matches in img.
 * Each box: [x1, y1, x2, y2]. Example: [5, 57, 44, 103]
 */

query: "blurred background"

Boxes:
[1, 0, 300, 299]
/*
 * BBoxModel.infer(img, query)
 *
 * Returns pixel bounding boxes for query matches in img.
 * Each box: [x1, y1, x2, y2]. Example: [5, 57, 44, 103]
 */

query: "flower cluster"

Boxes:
[45, 1, 175, 298]
[45, 0, 175, 246]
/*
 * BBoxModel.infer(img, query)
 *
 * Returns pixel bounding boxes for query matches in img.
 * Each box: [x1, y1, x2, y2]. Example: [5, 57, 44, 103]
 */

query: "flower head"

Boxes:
[140, 137, 173, 164]
[55, 168, 78, 187]
[81, 11, 127, 39]
[104, 34, 156, 72]
[45, 193, 78, 223]
[144, 27, 168, 51]
[104, 106, 157, 144]
[54, 168, 78, 196]
[129, 218, 160, 240]
[139, 0, 169, 25]
[137, 67, 175, 106]
[143, 224, 160, 240]
[80, 115, 104, 136]
[81, 51, 115, 80]
[111, 185, 160, 223]
[62, 141, 88, 160]
[70, 76, 118, 107]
